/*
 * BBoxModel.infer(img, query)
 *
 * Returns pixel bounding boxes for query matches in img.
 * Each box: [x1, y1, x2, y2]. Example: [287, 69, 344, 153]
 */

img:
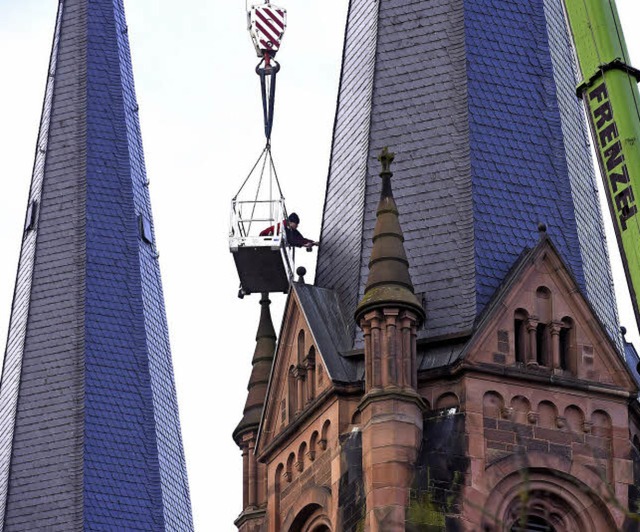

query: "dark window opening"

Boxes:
[515, 318, 525, 363]
[536, 323, 548, 366]
[559, 327, 569, 370]
[288, 367, 297, 421]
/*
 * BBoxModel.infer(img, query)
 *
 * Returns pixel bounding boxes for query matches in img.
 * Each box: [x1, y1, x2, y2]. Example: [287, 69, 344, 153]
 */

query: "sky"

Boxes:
[0, 1, 639, 530]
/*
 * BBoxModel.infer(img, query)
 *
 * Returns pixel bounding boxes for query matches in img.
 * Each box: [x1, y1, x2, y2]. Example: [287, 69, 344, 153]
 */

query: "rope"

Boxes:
[233, 145, 268, 200]
[246, 148, 270, 234]
[268, 147, 284, 199]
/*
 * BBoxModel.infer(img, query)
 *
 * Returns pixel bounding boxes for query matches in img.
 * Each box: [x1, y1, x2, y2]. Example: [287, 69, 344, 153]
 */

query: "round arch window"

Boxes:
[504, 489, 572, 531]
[510, 514, 556, 532]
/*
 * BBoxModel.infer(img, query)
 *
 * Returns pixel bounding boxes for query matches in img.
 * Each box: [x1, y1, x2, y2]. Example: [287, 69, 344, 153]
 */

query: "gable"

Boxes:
[465, 240, 637, 392]
[258, 290, 334, 451]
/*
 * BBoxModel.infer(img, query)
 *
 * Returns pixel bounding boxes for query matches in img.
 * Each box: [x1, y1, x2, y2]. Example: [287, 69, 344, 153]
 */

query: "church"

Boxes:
[0, 0, 638, 530]
[233, 0, 640, 530]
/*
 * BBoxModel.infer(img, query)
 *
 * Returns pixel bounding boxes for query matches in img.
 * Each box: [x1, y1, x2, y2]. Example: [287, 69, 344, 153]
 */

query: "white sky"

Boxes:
[0, 1, 639, 530]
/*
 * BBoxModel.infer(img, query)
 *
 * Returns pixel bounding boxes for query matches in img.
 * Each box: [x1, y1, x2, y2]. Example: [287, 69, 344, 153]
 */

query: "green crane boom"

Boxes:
[563, 0, 640, 329]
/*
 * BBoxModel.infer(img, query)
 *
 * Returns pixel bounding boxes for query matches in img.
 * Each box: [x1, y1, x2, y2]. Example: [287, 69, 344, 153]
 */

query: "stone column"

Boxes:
[550, 321, 562, 370]
[304, 356, 315, 403]
[527, 318, 538, 366]
[247, 438, 257, 507]
[294, 366, 305, 414]
[355, 148, 426, 531]
[359, 309, 424, 532]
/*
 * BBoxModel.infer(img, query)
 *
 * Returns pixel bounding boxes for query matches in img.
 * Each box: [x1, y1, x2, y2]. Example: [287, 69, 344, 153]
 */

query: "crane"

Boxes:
[229, 2, 293, 299]
[562, 0, 640, 332]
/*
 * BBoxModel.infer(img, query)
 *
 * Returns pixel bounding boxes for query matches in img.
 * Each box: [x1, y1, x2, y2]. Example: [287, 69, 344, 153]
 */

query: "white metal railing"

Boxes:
[229, 198, 287, 239]
[229, 198, 295, 284]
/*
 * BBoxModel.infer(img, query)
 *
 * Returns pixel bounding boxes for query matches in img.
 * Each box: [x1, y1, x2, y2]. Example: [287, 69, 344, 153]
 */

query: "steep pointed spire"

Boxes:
[234, 293, 277, 442]
[0, 1, 192, 529]
[317, 0, 621, 348]
[355, 148, 425, 325]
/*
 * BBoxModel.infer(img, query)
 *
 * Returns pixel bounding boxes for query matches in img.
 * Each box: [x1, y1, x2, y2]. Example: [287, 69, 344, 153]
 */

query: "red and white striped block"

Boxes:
[249, 3, 287, 56]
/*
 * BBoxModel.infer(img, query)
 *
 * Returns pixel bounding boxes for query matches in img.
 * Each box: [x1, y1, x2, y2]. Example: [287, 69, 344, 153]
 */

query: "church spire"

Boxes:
[0, 1, 192, 529]
[355, 148, 425, 325]
[233, 293, 276, 531]
[234, 293, 277, 441]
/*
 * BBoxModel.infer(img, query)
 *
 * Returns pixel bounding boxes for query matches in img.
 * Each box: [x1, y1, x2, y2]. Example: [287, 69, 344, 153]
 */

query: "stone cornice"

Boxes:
[358, 387, 427, 412]
[418, 361, 636, 401]
[234, 507, 266, 529]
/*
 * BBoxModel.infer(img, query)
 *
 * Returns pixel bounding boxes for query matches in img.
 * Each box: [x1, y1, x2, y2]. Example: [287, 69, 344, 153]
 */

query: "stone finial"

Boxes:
[378, 147, 395, 174]
[355, 149, 425, 324]
[538, 222, 547, 239]
[233, 292, 277, 443]
[296, 266, 307, 284]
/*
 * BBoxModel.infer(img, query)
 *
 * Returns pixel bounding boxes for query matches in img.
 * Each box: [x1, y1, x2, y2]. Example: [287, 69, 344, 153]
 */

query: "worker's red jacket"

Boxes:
[260, 220, 314, 247]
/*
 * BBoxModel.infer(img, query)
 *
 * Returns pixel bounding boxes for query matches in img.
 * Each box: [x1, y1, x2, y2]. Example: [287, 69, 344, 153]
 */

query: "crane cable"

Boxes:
[233, 144, 284, 201]
[232, 144, 285, 235]
[232, 2, 287, 233]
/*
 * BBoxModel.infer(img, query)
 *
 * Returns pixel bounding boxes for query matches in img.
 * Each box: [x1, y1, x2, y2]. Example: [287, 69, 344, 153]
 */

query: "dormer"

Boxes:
[255, 283, 354, 455]
[464, 232, 637, 392]
[511, 286, 579, 374]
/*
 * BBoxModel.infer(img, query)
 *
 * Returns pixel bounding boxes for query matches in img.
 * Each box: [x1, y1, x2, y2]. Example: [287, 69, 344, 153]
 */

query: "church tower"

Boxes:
[0, 1, 193, 529]
[316, 0, 621, 349]
[234, 0, 640, 530]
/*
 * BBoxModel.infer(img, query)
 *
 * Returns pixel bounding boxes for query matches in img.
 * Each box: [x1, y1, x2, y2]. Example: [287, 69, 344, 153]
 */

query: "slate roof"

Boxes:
[315, 0, 621, 351]
[293, 283, 361, 383]
[0, 1, 192, 529]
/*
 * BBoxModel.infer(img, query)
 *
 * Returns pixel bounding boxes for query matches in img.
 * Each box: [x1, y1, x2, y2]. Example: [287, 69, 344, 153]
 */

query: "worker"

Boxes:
[260, 212, 318, 249]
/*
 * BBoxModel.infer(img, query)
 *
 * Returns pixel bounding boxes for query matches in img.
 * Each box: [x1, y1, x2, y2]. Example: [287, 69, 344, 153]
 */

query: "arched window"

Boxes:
[536, 322, 550, 366]
[510, 515, 556, 531]
[308, 431, 318, 462]
[297, 330, 305, 365]
[274, 462, 285, 527]
[537, 401, 557, 429]
[514, 309, 528, 364]
[535, 287, 552, 321]
[288, 504, 332, 532]
[483, 391, 505, 419]
[319, 420, 330, 451]
[511, 395, 531, 424]
[288, 365, 297, 420]
[564, 405, 584, 433]
[535, 287, 552, 366]
[296, 441, 307, 472]
[505, 489, 573, 531]
[305, 346, 316, 403]
[435, 392, 460, 415]
[283, 453, 296, 484]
